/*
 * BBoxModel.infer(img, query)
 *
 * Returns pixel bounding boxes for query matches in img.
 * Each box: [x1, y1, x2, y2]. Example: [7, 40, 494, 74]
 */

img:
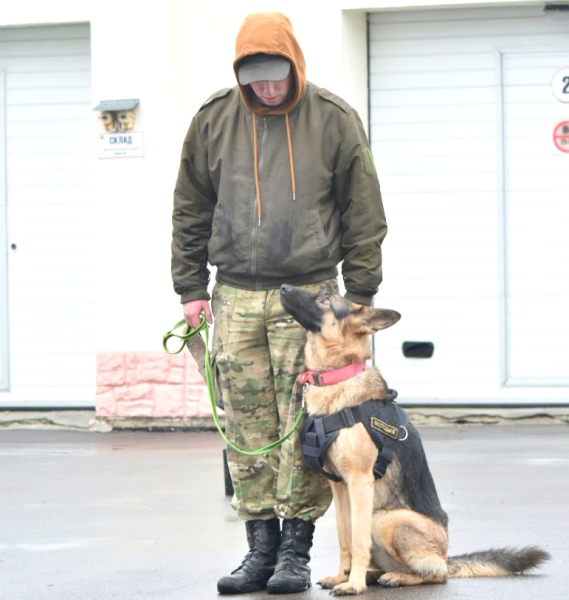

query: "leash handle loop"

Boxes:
[162, 318, 207, 355]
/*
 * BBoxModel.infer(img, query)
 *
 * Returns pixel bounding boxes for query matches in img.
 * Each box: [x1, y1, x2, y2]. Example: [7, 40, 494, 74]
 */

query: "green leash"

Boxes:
[162, 318, 305, 456]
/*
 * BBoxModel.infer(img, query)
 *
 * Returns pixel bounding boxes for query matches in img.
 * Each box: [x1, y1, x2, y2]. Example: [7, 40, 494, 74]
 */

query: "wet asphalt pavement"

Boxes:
[1, 425, 568, 600]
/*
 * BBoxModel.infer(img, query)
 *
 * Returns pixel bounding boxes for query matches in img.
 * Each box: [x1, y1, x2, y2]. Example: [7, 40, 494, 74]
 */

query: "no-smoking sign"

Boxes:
[553, 121, 569, 153]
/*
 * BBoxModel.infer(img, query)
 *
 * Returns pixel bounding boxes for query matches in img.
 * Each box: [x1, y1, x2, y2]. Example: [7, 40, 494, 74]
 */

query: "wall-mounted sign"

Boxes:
[553, 121, 569, 153]
[551, 68, 569, 103]
[98, 132, 144, 159]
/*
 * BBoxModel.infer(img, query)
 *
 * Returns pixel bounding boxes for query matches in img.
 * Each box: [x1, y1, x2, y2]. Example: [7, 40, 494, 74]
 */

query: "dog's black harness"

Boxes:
[299, 389, 407, 482]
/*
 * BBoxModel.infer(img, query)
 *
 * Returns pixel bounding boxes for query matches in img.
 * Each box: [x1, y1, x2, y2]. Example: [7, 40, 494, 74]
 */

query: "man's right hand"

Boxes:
[183, 299, 213, 328]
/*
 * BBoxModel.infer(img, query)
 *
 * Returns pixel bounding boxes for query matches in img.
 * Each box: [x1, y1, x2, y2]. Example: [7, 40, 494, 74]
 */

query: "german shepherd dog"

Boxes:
[280, 284, 550, 596]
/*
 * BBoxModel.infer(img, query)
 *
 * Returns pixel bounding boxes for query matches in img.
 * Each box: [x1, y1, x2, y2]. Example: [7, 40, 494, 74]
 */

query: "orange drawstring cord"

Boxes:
[285, 114, 296, 201]
[252, 113, 262, 226]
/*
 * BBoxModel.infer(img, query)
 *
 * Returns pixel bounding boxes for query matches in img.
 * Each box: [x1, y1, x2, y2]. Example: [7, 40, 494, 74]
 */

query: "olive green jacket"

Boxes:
[171, 82, 387, 306]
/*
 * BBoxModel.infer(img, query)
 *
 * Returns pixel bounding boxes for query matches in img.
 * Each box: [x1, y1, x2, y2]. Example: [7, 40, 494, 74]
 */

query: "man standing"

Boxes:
[171, 11, 387, 595]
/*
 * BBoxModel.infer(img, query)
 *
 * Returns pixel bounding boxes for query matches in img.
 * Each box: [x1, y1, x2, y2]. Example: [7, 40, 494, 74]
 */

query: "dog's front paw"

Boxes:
[318, 574, 349, 589]
[330, 581, 367, 596]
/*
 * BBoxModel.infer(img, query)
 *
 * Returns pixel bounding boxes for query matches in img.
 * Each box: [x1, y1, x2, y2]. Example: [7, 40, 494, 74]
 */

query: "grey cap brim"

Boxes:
[238, 55, 291, 85]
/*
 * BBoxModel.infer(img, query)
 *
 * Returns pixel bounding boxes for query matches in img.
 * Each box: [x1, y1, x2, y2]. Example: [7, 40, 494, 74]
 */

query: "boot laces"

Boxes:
[276, 535, 309, 570]
[276, 550, 296, 570]
[231, 549, 257, 574]
[232, 522, 277, 574]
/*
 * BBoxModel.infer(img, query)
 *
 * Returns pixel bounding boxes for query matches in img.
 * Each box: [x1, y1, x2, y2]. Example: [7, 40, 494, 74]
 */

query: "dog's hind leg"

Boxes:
[379, 571, 447, 587]
[318, 481, 352, 589]
[372, 509, 449, 587]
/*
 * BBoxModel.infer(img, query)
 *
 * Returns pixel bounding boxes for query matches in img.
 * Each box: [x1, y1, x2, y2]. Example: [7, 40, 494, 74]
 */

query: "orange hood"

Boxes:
[233, 12, 306, 115]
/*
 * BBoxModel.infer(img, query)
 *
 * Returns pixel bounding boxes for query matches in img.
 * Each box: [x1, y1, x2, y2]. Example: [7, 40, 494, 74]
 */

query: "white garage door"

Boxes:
[369, 6, 569, 404]
[501, 49, 569, 386]
[0, 24, 95, 407]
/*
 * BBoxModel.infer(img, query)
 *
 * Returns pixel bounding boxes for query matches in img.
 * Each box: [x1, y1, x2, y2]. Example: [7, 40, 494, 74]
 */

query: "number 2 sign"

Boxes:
[551, 68, 569, 103]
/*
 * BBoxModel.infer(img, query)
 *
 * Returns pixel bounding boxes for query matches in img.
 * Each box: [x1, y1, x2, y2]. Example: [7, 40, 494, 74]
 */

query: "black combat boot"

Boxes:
[217, 518, 281, 594]
[266, 517, 315, 594]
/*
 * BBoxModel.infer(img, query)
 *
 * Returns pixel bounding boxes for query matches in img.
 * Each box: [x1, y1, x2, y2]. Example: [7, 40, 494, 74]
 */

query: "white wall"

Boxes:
[0, 1, 89, 26]
[1, 0, 544, 359]
[1, 0, 366, 354]
[89, 0, 356, 352]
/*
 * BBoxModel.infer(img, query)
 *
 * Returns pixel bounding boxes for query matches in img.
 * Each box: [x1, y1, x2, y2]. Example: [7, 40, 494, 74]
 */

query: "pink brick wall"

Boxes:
[96, 351, 211, 419]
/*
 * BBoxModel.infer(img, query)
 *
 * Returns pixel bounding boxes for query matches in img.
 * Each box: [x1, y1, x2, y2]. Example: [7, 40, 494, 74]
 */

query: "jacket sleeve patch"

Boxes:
[362, 147, 377, 176]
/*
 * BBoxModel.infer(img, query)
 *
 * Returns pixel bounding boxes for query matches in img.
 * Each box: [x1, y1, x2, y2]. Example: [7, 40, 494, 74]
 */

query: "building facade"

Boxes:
[0, 0, 567, 420]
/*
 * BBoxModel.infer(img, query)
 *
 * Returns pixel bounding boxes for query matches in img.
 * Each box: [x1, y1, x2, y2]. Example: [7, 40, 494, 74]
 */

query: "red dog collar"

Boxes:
[297, 360, 367, 387]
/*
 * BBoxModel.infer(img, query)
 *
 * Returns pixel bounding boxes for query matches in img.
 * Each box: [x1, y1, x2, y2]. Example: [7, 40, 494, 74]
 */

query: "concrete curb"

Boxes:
[0, 410, 111, 432]
[407, 407, 569, 426]
[1, 407, 569, 431]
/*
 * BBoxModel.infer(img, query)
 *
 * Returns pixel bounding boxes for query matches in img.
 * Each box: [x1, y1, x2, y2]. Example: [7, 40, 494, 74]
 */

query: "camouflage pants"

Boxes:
[211, 280, 338, 522]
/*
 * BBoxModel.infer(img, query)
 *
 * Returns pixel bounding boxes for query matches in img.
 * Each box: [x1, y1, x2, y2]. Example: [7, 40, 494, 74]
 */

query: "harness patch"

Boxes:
[370, 417, 398, 440]
[300, 389, 406, 482]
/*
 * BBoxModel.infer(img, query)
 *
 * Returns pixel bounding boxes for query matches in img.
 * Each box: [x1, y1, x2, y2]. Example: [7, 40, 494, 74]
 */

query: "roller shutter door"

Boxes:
[369, 7, 569, 404]
[0, 24, 94, 407]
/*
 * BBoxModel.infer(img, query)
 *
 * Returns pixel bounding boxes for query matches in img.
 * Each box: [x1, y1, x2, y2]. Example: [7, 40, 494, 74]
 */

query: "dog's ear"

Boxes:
[352, 307, 401, 334]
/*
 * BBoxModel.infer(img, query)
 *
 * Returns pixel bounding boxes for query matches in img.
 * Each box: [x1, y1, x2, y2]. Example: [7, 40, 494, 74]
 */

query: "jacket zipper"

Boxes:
[250, 117, 269, 288]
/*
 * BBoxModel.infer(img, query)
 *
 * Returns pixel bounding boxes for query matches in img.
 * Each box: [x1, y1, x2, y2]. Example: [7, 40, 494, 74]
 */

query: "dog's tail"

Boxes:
[447, 546, 550, 578]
